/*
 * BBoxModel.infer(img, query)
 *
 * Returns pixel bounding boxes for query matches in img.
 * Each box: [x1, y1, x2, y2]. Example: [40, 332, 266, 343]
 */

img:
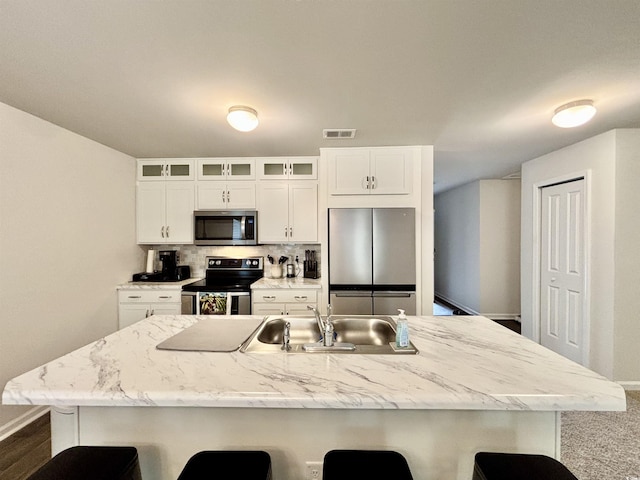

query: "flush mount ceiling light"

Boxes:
[227, 105, 259, 132]
[551, 99, 596, 128]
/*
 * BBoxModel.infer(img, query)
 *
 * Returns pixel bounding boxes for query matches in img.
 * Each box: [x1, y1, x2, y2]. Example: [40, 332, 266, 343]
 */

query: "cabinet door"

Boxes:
[327, 150, 370, 195]
[137, 182, 166, 243]
[285, 304, 316, 316]
[257, 183, 289, 242]
[196, 182, 227, 209]
[289, 183, 318, 242]
[119, 304, 151, 329]
[149, 304, 181, 316]
[288, 157, 318, 180]
[165, 182, 195, 243]
[227, 159, 256, 180]
[252, 303, 285, 316]
[137, 160, 167, 181]
[370, 149, 412, 194]
[165, 159, 194, 180]
[196, 159, 227, 180]
[227, 182, 256, 209]
[256, 158, 288, 180]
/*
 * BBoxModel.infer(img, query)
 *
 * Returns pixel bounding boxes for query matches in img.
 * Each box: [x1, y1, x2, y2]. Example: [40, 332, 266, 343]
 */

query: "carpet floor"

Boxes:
[562, 390, 640, 480]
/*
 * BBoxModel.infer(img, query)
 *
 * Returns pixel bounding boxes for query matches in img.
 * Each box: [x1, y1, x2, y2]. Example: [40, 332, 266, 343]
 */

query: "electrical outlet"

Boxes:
[305, 461, 322, 480]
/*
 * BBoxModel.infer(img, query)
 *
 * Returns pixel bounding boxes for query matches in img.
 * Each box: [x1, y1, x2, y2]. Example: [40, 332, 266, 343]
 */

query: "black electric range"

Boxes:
[182, 256, 263, 315]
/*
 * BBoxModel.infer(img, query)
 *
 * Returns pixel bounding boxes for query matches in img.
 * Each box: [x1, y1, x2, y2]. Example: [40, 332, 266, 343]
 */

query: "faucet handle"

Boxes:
[327, 303, 333, 318]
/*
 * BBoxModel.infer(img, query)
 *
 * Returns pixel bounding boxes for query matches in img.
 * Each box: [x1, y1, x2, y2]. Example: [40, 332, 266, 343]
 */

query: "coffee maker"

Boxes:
[159, 250, 178, 279]
[132, 250, 190, 282]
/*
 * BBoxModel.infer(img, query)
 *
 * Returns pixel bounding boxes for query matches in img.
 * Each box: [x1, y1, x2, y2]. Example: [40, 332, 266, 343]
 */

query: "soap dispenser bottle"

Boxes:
[395, 309, 409, 348]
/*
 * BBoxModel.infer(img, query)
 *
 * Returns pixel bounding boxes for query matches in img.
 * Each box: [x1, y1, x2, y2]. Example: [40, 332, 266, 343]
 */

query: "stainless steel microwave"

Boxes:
[194, 210, 258, 246]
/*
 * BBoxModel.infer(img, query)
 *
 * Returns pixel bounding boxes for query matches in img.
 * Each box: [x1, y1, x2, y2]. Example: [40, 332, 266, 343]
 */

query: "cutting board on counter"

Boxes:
[156, 317, 263, 352]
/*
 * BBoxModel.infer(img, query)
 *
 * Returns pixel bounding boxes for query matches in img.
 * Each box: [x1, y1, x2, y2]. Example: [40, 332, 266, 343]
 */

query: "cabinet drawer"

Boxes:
[118, 290, 180, 304]
[254, 290, 317, 304]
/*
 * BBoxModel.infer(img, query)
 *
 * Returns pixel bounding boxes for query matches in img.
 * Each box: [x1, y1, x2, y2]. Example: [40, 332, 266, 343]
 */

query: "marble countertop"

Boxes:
[2, 315, 626, 412]
[117, 278, 203, 290]
[251, 277, 322, 289]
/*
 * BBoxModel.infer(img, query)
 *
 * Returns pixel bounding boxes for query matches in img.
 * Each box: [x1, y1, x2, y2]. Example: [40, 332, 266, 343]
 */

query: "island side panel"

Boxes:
[75, 406, 558, 480]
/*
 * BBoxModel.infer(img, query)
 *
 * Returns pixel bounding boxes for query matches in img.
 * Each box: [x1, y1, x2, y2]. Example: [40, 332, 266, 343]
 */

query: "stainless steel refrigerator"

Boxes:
[329, 208, 416, 315]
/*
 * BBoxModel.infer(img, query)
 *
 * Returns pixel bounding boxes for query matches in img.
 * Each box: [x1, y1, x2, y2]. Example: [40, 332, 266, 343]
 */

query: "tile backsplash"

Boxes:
[143, 245, 321, 278]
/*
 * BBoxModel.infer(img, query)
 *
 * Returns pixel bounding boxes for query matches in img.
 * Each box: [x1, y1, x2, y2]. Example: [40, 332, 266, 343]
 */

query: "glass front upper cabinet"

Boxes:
[137, 159, 195, 181]
[256, 157, 318, 180]
[196, 158, 256, 181]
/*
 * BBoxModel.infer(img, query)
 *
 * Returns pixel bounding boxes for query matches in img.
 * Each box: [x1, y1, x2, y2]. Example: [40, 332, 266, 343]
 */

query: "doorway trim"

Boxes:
[530, 170, 592, 367]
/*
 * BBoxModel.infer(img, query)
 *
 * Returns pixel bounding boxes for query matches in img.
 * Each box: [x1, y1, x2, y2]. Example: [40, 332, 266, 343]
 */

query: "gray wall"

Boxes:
[0, 102, 141, 430]
[434, 179, 521, 318]
[521, 129, 640, 382]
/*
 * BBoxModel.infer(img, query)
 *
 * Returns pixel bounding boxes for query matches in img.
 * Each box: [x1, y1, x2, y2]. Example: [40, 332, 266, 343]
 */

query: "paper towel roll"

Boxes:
[146, 250, 156, 273]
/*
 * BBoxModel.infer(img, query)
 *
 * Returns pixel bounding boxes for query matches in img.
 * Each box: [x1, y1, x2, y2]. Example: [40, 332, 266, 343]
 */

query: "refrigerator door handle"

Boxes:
[332, 291, 372, 297]
[373, 292, 413, 297]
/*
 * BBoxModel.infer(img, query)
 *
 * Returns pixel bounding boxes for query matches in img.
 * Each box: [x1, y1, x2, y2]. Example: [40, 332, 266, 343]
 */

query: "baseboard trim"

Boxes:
[0, 406, 50, 442]
[618, 381, 640, 391]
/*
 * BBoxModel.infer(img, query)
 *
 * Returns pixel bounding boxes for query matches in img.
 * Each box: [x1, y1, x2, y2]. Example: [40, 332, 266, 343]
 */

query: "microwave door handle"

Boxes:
[240, 216, 246, 240]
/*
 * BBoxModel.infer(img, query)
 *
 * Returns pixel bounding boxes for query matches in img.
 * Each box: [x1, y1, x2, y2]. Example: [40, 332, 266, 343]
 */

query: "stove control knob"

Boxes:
[245, 260, 251, 266]
[216, 260, 222, 265]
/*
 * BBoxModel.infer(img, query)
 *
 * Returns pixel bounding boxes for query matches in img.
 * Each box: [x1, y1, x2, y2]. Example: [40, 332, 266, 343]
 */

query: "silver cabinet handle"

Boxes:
[362, 176, 368, 190]
[371, 176, 376, 189]
[284, 226, 288, 237]
[262, 295, 276, 301]
[150, 309, 154, 316]
[227, 190, 230, 203]
[289, 227, 293, 237]
[166, 226, 170, 237]
[294, 296, 308, 300]
[127, 295, 142, 299]
[145, 309, 150, 318]
[222, 190, 226, 202]
[159, 295, 172, 299]
[161, 226, 165, 238]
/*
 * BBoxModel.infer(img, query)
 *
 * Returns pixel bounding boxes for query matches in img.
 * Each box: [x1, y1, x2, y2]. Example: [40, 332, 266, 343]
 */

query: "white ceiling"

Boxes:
[1, 0, 640, 193]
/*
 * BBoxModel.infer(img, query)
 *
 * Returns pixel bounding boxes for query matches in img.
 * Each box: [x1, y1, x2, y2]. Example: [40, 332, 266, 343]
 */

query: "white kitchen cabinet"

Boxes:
[137, 159, 195, 181]
[137, 181, 195, 244]
[196, 181, 256, 210]
[252, 289, 317, 316]
[196, 158, 255, 180]
[117, 289, 181, 329]
[327, 147, 412, 195]
[256, 157, 317, 180]
[257, 182, 317, 243]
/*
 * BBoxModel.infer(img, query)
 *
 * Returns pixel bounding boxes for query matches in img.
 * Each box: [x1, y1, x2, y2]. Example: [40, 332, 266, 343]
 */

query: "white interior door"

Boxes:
[539, 178, 586, 364]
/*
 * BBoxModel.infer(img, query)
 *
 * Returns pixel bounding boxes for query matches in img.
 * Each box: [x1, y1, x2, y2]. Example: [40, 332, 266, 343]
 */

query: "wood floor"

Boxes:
[0, 413, 50, 480]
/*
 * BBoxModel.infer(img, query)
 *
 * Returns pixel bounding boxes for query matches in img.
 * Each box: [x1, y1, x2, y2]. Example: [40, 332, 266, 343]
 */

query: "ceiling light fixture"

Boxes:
[227, 105, 259, 132]
[551, 99, 596, 128]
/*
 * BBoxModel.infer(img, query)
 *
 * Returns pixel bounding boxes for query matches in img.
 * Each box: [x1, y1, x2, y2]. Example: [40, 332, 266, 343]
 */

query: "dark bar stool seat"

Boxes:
[27, 446, 142, 480]
[322, 450, 414, 480]
[473, 452, 579, 480]
[177, 451, 272, 480]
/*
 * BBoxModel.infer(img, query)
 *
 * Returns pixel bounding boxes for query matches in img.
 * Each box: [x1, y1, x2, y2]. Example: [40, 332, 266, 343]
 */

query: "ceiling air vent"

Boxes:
[323, 129, 357, 139]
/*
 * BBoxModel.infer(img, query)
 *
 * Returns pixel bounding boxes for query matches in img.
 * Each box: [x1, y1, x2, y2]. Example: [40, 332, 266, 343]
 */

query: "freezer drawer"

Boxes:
[373, 292, 416, 315]
[329, 291, 373, 315]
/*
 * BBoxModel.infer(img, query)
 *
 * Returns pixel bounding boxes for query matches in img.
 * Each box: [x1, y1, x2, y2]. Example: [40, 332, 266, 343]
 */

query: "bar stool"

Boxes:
[27, 446, 141, 480]
[473, 452, 579, 480]
[322, 450, 414, 480]
[177, 450, 272, 480]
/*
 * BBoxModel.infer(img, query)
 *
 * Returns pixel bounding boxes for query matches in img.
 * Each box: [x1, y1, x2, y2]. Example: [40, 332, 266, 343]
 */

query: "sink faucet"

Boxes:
[307, 305, 326, 342]
[281, 321, 291, 351]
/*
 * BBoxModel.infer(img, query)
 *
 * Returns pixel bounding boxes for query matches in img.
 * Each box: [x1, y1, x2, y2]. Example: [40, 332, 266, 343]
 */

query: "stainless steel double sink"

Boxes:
[240, 315, 418, 354]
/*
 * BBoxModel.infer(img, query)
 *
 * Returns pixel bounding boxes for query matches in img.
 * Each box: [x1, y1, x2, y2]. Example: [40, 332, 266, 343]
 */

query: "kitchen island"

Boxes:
[3, 314, 625, 480]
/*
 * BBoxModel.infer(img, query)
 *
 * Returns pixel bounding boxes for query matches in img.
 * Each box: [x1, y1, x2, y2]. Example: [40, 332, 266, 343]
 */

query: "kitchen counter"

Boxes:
[250, 277, 322, 289]
[3, 314, 624, 410]
[2, 315, 626, 480]
[116, 278, 203, 290]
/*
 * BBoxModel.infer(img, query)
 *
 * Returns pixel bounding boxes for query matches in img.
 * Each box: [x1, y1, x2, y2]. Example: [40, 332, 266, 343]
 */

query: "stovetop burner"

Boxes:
[182, 256, 264, 292]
